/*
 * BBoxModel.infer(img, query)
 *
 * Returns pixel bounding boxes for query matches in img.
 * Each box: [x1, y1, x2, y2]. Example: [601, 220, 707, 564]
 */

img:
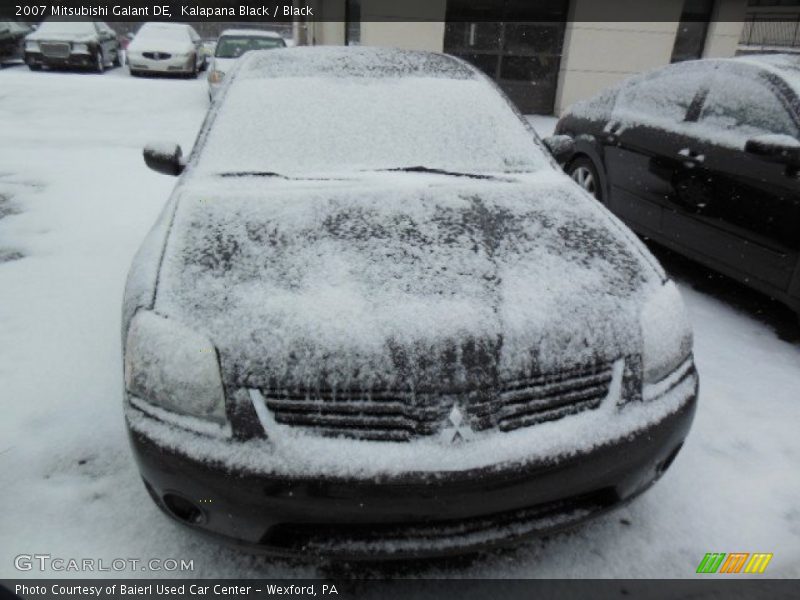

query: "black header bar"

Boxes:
[3, 579, 800, 600]
[1, 0, 760, 23]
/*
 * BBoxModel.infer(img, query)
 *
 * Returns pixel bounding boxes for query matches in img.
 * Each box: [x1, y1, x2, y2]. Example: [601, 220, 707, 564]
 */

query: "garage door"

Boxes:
[444, 0, 569, 115]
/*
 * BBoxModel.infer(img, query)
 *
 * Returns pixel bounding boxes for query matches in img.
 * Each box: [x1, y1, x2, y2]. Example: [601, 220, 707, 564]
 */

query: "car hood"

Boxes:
[26, 32, 96, 43]
[154, 173, 664, 391]
[128, 38, 193, 54]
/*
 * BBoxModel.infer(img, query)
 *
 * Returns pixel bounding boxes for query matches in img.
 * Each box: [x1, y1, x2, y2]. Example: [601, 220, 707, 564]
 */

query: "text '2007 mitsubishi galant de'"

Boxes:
[123, 47, 698, 559]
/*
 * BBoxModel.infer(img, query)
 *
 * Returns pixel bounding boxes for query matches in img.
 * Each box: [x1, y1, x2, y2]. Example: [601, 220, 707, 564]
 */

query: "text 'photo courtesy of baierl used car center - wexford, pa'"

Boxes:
[0, 0, 799, 598]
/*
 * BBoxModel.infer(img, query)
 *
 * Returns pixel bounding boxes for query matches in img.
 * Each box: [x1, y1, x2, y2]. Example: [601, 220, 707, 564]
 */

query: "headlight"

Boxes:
[124, 311, 226, 423]
[641, 281, 693, 385]
[72, 43, 89, 53]
[25, 40, 39, 52]
[208, 70, 225, 84]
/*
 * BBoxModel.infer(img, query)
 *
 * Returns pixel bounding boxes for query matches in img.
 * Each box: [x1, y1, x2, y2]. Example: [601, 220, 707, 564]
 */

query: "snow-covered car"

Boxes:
[123, 47, 698, 559]
[24, 19, 120, 72]
[207, 29, 285, 99]
[127, 22, 205, 78]
[555, 54, 800, 319]
[0, 20, 31, 65]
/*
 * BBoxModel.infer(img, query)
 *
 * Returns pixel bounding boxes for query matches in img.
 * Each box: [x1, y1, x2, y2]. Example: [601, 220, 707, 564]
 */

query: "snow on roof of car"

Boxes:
[219, 28, 284, 38]
[239, 45, 478, 80]
[735, 53, 800, 97]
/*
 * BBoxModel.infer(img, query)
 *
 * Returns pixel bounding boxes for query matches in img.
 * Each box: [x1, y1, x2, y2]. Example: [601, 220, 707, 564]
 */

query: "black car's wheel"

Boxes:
[94, 50, 105, 73]
[28, 63, 42, 71]
[112, 49, 121, 68]
[190, 57, 199, 79]
[568, 156, 604, 202]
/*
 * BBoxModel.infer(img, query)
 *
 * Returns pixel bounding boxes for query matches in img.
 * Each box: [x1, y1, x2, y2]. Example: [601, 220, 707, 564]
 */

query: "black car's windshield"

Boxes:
[196, 72, 549, 177]
[215, 36, 285, 58]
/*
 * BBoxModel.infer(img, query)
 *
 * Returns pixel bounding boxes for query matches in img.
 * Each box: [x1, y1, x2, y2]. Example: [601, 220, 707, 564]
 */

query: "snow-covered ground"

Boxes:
[0, 65, 798, 579]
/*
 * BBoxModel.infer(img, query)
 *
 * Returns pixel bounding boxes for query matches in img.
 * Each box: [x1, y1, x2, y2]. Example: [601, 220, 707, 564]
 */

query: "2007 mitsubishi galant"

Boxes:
[123, 47, 698, 559]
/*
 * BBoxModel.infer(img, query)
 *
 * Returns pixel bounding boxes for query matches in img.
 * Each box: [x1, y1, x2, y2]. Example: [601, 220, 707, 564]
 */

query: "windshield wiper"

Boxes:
[370, 166, 499, 180]
[219, 171, 289, 179]
[218, 171, 347, 181]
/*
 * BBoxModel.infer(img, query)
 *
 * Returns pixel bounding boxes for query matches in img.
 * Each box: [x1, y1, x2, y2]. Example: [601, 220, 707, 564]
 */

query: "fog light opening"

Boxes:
[163, 493, 205, 525]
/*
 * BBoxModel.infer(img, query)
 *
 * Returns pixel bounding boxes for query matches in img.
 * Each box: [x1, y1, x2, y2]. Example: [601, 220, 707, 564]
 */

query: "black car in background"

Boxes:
[555, 55, 800, 318]
[24, 19, 120, 72]
[0, 20, 31, 65]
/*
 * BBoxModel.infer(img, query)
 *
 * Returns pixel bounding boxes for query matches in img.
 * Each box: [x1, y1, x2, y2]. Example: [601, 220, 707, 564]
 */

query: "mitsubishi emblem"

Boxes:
[440, 404, 475, 444]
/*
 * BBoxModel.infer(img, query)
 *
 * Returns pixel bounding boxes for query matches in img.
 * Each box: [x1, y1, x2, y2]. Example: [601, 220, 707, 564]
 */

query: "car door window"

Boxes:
[697, 71, 799, 148]
[612, 63, 711, 130]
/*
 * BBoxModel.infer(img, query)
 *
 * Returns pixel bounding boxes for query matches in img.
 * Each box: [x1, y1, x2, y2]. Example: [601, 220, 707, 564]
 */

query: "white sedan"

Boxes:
[207, 29, 286, 98]
[127, 22, 206, 78]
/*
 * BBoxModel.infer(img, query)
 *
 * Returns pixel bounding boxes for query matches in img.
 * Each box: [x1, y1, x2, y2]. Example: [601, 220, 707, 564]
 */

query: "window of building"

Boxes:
[671, 0, 715, 63]
[443, 0, 568, 114]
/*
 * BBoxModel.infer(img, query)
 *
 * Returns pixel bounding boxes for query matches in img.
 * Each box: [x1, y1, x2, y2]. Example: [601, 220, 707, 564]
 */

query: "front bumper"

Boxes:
[126, 361, 697, 560]
[25, 51, 94, 69]
[128, 54, 194, 74]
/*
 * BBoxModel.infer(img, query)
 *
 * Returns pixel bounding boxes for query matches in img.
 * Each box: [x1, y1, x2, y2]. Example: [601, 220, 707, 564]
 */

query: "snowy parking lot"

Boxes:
[0, 64, 799, 578]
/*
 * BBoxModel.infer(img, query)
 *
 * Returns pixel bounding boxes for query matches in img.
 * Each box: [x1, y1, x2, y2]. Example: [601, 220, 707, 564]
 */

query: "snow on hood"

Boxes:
[27, 31, 97, 43]
[128, 38, 193, 55]
[154, 174, 663, 391]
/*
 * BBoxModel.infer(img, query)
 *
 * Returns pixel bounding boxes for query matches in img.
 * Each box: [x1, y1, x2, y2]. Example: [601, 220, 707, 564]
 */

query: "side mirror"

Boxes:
[542, 134, 576, 164]
[143, 143, 185, 176]
[744, 135, 800, 167]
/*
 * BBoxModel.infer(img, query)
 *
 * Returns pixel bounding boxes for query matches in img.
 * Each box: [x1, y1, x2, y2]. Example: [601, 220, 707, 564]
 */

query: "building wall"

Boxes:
[554, 0, 684, 115]
[361, 22, 445, 52]
[554, 0, 747, 115]
[360, 0, 446, 51]
[704, 0, 748, 58]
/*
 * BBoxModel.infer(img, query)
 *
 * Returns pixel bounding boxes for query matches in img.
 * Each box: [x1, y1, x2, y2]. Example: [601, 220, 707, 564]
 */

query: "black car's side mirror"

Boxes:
[744, 135, 800, 167]
[143, 143, 185, 176]
[542, 134, 576, 164]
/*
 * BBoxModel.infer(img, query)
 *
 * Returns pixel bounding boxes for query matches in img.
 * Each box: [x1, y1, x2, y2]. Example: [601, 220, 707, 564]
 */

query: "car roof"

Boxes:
[139, 22, 191, 31]
[219, 29, 283, 39]
[238, 46, 479, 80]
[731, 53, 800, 98]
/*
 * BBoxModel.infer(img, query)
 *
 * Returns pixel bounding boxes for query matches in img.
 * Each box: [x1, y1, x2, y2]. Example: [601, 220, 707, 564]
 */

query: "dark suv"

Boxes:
[0, 20, 31, 65]
[24, 19, 120, 72]
[555, 55, 800, 319]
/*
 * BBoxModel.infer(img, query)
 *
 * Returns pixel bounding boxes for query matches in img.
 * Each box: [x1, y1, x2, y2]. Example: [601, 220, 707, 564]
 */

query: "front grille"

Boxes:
[255, 361, 615, 442]
[258, 388, 450, 442]
[39, 42, 70, 59]
[469, 363, 615, 432]
[143, 51, 171, 60]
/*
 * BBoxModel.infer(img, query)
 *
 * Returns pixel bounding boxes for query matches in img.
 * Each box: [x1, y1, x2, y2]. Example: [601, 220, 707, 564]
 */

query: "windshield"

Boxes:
[136, 25, 189, 42]
[196, 76, 548, 176]
[215, 36, 284, 58]
[35, 21, 96, 36]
